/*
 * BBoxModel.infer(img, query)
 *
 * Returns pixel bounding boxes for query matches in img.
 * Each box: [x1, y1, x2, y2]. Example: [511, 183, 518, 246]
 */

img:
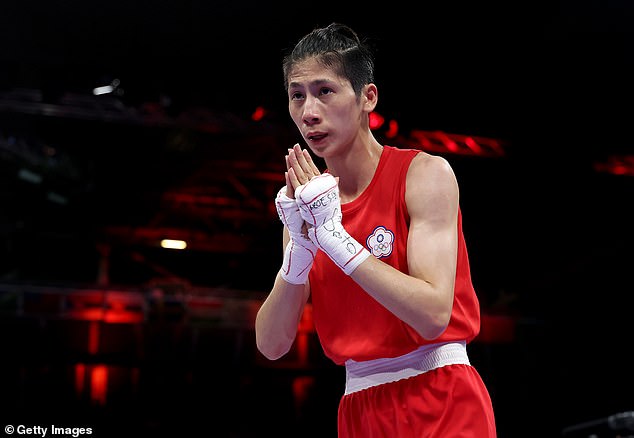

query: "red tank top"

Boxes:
[308, 145, 481, 365]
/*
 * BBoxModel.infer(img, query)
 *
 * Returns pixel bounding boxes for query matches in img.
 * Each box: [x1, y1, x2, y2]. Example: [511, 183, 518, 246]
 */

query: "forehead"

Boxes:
[287, 57, 345, 87]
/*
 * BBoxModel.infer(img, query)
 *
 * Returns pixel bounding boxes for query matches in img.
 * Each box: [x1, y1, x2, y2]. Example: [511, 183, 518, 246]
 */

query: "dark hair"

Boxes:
[282, 22, 375, 97]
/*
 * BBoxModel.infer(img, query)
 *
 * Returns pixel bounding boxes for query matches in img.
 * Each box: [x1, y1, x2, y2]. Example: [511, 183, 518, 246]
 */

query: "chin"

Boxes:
[305, 142, 327, 158]
[310, 148, 327, 159]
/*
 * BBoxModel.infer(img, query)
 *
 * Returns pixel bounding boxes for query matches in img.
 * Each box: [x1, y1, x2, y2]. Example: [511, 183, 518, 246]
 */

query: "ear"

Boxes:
[363, 83, 378, 112]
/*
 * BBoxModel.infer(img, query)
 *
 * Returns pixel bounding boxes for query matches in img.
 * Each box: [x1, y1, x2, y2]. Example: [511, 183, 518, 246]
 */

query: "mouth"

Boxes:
[307, 133, 327, 142]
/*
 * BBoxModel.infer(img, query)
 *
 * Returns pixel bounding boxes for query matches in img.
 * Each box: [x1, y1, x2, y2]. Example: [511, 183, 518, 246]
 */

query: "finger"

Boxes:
[287, 167, 302, 192]
[284, 171, 294, 198]
[292, 144, 315, 178]
[288, 148, 308, 183]
[302, 149, 321, 176]
[284, 155, 295, 197]
[286, 145, 299, 171]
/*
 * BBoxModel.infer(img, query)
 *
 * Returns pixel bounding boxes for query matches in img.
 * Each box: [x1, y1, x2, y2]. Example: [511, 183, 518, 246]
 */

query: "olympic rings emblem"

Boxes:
[366, 226, 394, 258]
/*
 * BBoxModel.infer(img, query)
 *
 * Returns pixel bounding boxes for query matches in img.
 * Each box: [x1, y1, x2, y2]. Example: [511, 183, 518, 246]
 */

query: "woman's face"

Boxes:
[286, 57, 366, 159]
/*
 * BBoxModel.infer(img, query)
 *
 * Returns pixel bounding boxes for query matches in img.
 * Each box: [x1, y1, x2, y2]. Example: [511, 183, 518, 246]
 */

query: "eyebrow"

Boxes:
[288, 78, 335, 89]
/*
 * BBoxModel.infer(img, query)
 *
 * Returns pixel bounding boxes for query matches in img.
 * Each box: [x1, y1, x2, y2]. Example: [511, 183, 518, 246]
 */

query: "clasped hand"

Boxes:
[277, 144, 369, 277]
[284, 144, 341, 236]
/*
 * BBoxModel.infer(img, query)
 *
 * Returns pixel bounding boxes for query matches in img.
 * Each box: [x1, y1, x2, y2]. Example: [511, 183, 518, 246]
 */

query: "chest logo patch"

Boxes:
[366, 226, 394, 258]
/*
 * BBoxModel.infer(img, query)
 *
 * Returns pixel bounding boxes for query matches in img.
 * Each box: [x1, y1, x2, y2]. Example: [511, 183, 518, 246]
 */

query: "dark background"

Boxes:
[0, 1, 632, 437]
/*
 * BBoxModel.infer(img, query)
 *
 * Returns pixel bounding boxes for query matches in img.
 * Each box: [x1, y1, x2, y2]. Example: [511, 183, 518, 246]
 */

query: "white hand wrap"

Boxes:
[295, 174, 370, 275]
[275, 186, 317, 284]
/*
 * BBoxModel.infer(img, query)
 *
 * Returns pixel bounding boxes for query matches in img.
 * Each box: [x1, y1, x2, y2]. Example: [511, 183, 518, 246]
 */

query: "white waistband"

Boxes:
[344, 341, 470, 395]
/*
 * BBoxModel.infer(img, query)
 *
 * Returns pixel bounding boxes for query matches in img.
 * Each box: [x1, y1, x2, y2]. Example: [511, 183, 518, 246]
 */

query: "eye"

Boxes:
[290, 91, 304, 101]
[319, 87, 333, 96]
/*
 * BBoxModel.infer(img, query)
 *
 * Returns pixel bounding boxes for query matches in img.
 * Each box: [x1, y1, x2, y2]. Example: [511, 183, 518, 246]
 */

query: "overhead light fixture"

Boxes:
[160, 239, 187, 250]
[18, 168, 42, 184]
[92, 78, 121, 96]
[47, 191, 68, 205]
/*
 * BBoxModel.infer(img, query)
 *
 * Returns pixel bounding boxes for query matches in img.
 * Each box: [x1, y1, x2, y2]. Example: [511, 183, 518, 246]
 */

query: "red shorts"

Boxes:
[338, 364, 497, 438]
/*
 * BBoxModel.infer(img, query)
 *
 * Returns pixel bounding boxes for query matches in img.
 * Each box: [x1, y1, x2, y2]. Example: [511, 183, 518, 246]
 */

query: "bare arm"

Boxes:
[255, 144, 320, 360]
[255, 226, 311, 360]
[349, 153, 459, 340]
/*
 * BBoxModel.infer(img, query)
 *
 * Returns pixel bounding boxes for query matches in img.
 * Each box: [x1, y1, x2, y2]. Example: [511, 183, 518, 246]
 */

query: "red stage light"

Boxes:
[252, 106, 267, 121]
[369, 111, 384, 130]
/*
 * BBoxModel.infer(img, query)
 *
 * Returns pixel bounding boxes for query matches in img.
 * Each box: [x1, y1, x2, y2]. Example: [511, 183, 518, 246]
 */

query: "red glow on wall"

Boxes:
[476, 314, 516, 344]
[464, 136, 483, 155]
[298, 305, 314, 332]
[436, 131, 459, 153]
[295, 332, 308, 365]
[88, 321, 100, 355]
[408, 129, 505, 157]
[75, 363, 86, 399]
[252, 106, 267, 121]
[66, 291, 145, 324]
[296, 305, 314, 365]
[90, 365, 108, 406]
[369, 111, 385, 130]
[385, 119, 399, 138]
[292, 375, 315, 412]
[594, 155, 634, 176]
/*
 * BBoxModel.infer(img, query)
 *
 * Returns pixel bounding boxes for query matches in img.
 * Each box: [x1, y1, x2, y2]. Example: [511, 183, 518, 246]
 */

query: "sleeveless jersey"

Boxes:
[308, 145, 481, 365]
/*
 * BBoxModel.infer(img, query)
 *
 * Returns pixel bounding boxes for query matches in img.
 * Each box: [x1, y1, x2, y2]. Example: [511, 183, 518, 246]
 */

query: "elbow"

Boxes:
[256, 342, 290, 360]
[417, 308, 452, 341]
[421, 320, 449, 341]
[255, 307, 297, 360]
[415, 284, 454, 340]
[256, 333, 294, 361]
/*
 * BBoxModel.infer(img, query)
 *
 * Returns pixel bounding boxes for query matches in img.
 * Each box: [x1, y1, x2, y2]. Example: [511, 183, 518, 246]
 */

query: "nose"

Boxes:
[302, 96, 320, 126]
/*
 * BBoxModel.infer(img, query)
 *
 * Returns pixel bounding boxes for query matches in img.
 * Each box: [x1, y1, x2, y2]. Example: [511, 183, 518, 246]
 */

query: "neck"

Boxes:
[326, 136, 383, 203]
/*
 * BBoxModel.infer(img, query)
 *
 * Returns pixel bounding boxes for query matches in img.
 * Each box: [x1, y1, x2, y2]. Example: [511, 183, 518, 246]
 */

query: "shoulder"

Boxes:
[405, 152, 459, 217]
[407, 152, 458, 192]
